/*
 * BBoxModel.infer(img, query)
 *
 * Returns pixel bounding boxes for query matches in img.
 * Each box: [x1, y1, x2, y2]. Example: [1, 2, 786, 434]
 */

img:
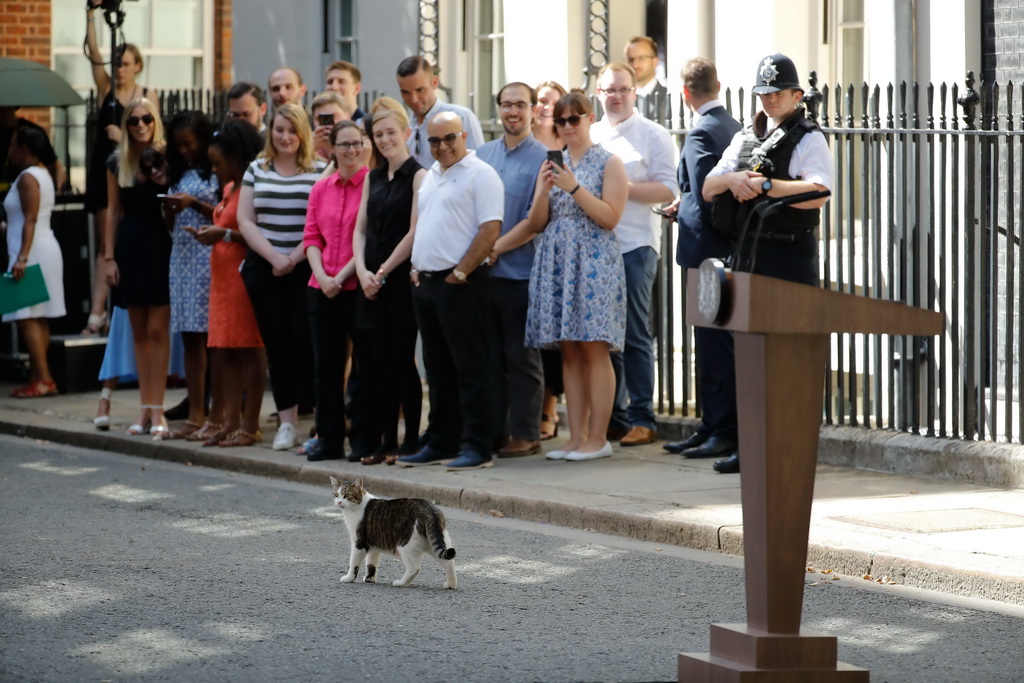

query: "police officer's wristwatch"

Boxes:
[761, 178, 773, 194]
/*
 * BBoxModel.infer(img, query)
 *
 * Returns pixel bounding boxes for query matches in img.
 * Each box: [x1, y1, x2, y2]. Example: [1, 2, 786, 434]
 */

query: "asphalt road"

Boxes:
[2, 434, 1022, 683]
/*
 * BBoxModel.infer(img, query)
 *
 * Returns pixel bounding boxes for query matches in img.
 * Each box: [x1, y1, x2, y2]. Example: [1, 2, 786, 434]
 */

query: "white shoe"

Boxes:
[565, 441, 613, 461]
[545, 449, 570, 460]
[273, 423, 299, 451]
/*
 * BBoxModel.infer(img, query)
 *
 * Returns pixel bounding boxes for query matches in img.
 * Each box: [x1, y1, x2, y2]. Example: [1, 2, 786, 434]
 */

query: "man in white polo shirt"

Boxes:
[591, 61, 679, 448]
[396, 111, 505, 471]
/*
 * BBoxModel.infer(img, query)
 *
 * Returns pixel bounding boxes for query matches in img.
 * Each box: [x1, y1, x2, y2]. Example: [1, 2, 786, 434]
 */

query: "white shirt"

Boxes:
[591, 109, 679, 254]
[412, 150, 505, 272]
[708, 112, 834, 191]
[636, 78, 662, 98]
[410, 99, 486, 170]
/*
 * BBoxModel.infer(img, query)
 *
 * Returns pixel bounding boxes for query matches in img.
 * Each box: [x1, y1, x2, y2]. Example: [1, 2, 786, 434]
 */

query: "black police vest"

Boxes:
[736, 108, 822, 234]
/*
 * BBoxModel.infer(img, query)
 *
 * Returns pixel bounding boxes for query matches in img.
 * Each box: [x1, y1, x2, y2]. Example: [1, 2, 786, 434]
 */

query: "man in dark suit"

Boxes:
[625, 36, 669, 122]
[663, 57, 742, 462]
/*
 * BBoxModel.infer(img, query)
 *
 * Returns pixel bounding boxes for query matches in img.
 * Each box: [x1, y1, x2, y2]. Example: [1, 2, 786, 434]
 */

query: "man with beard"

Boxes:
[478, 82, 549, 458]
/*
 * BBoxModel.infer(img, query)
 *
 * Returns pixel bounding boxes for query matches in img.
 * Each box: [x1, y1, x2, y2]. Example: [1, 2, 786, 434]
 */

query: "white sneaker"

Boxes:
[545, 449, 570, 461]
[273, 423, 299, 451]
[564, 441, 613, 461]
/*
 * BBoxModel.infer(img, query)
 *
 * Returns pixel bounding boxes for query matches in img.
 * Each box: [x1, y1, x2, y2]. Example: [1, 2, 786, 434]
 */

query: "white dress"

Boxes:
[3, 166, 65, 321]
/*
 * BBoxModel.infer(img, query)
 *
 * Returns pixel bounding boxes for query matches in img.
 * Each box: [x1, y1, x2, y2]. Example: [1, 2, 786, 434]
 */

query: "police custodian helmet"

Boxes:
[752, 53, 803, 94]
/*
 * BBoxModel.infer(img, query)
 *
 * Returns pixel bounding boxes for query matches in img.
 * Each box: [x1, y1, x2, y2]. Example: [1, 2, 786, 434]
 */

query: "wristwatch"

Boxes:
[452, 269, 467, 282]
[761, 178, 773, 193]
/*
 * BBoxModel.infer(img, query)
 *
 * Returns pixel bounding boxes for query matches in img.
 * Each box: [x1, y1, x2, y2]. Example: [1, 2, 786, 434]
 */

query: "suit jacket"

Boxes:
[675, 105, 742, 267]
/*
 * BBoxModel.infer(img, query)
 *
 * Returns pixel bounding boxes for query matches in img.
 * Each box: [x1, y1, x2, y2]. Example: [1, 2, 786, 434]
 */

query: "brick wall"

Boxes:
[214, 0, 233, 90]
[0, 0, 52, 128]
[983, 0, 1024, 84]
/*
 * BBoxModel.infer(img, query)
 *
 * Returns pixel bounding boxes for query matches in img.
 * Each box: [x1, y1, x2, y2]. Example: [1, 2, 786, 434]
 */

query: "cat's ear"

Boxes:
[329, 476, 340, 488]
[354, 477, 364, 489]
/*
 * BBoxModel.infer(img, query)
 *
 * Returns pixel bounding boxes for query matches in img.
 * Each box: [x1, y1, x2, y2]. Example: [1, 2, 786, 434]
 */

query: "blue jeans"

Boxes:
[610, 246, 658, 431]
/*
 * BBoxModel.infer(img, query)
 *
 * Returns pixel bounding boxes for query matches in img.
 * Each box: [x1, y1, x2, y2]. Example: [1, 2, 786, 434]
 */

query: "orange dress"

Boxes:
[207, 183, 264, 348]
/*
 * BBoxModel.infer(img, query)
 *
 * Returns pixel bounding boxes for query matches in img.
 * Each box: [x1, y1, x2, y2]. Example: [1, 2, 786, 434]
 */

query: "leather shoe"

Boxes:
[306, 440, 345, 462]
[497, 438, 541, 458]
[620, 426, 657, 446]
[682, 435, 738, 458]
[397, 446, 455, 467]
[713, 452, 740, 474]
[663, 430, 710, 454]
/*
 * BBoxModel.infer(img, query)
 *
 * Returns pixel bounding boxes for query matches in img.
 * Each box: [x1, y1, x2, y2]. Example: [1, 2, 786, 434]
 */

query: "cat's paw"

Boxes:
[392, 579, 409, 587]
[340, 573, 356, 583]
[444, 581, 457, 590]
[363, 575, 377, 583]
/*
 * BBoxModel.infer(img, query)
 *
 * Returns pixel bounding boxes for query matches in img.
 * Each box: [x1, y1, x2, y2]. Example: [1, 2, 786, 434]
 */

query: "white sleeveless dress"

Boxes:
[3, 165, 65, 321]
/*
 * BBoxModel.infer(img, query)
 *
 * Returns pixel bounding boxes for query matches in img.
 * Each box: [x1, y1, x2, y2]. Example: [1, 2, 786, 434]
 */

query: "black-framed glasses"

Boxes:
[226, 110, 254, 120]
[598, 87, 635, 97]
[499, 101, 531, 112]
[126, 114, 154, 127]
[427, 132, 460, 148]
[553, 115, 583, 128]
[333, 140, 362, 150]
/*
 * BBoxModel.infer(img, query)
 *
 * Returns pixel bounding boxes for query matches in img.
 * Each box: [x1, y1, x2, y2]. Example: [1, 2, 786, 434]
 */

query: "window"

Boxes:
[469, 0, 504, 121]
[334, 0, 357, 63]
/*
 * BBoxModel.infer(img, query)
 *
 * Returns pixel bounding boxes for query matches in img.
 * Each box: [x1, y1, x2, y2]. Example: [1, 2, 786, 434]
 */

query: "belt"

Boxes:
[418, 268, 455, 279]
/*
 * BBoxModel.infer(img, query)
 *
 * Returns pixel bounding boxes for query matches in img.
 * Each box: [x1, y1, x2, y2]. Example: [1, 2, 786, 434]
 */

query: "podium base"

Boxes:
[678, 624, 869, 682]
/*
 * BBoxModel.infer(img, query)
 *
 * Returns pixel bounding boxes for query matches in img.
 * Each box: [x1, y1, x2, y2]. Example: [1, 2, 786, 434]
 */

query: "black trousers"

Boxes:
[694, 326, 737, 439]
[241, 255, 315, 413]
[307, 287, 356, 452]
[412, 268, 495, 456]
[353, 323, 420, 453]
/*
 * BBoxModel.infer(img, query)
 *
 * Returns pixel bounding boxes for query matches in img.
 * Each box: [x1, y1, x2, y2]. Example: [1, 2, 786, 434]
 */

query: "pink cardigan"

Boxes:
[302, 166, 368, 290]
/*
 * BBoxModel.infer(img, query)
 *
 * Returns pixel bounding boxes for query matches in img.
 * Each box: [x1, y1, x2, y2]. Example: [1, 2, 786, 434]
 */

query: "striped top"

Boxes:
[242, 158, 327, 254]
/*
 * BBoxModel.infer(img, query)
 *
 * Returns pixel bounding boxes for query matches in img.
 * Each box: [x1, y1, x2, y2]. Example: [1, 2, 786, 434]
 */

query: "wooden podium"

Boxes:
[678, 263, 942, 682]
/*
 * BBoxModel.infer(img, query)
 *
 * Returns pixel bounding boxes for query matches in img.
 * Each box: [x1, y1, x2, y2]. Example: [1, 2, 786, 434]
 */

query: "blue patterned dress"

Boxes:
[526, 144, 626, 351]
[168, 169, 219, 332]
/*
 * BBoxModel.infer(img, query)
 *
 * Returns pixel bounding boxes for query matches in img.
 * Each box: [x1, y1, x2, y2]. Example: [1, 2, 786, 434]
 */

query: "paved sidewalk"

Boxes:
[1, 383, 1022, 606]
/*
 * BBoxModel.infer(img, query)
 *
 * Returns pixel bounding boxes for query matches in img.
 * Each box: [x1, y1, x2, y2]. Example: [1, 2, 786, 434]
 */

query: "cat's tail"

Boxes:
[428, 510, 456, 560]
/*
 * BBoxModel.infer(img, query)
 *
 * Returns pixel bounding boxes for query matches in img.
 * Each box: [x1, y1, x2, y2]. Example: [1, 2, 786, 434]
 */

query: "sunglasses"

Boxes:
[141, 156, 167, 173]
[553, 115, 583, 128]
[427, 132, 461, 149]
[127, 114, 155, 127]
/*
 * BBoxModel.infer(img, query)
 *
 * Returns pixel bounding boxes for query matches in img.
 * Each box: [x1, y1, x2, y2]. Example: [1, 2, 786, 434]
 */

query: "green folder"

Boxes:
[0, 264, 50, 315]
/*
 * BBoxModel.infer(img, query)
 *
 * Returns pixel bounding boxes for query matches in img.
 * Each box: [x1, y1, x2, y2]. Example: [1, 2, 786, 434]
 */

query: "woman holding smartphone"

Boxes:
[525, 92, 628, 462]
[103, 99, 172, 436]
[237, 103, 325, 451]
[162, 110, 218, 439]
[352, 106, 425, 465]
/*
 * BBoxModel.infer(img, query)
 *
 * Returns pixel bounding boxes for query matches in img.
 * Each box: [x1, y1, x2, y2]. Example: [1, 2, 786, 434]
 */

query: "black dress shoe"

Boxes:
[306, 441, 345, 462]
[682, 434, 738, 458]
[663, 431, 711, 454]
[713, 452, 740, 474]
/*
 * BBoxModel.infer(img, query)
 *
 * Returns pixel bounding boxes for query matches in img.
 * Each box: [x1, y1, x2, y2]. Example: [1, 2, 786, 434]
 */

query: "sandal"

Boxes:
[361, 446, 395, 466]
[93, 387, 112, 430]
[218, 429, 263, 447]
[127, 418, 152, 436]
[185, 421, 223, 443]
[166, 419, 203, 440]
[202, 427, 233, 447]
[10, 378, 58, 398]
[81, 311, 108, 336]
[540, 413, 559, 441]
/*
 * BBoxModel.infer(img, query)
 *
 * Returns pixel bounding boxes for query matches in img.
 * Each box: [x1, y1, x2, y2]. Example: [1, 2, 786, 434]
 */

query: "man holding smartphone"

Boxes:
[478, 82, 549, 458]
[591, 62, 678, 447]
[310, 91, 353, 161]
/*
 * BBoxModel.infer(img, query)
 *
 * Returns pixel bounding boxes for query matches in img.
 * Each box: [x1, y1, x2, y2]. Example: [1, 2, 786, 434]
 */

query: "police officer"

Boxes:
[701, 53, 833, 473]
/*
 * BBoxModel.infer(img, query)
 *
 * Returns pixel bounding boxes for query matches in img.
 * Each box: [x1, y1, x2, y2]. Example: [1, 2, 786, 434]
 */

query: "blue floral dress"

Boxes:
[526, 144, 626, 351]
[169, 168, 219, 333]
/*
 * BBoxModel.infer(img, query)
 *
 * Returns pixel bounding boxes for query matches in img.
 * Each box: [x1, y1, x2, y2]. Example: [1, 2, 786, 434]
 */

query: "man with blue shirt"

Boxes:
[396, 56, 486, 169]
[479, 82, 549, 458]
[591, 61, 679, 447]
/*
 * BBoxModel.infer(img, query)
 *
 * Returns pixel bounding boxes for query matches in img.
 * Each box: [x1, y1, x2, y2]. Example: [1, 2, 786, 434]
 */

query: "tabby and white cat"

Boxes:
[329, 476, 458, 589]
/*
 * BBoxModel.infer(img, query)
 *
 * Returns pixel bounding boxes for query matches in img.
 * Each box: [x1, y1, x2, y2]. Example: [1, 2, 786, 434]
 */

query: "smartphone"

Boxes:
[156, 193, 169, 198]
[652, 206, 675, 218]
[546, 150, 564, 169]
[317, 114, 335, 127]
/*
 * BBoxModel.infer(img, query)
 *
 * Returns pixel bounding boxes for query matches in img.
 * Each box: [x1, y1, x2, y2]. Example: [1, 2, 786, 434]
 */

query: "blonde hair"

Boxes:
[117, 97, 164, 187]
[370, 96, 405, 117]
[260, 103, 317, 172]
[371, 103, 409, 130]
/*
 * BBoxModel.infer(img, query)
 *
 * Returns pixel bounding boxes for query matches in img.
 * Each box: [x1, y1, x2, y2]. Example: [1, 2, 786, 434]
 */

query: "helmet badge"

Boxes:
[759, 57, 779, 85]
